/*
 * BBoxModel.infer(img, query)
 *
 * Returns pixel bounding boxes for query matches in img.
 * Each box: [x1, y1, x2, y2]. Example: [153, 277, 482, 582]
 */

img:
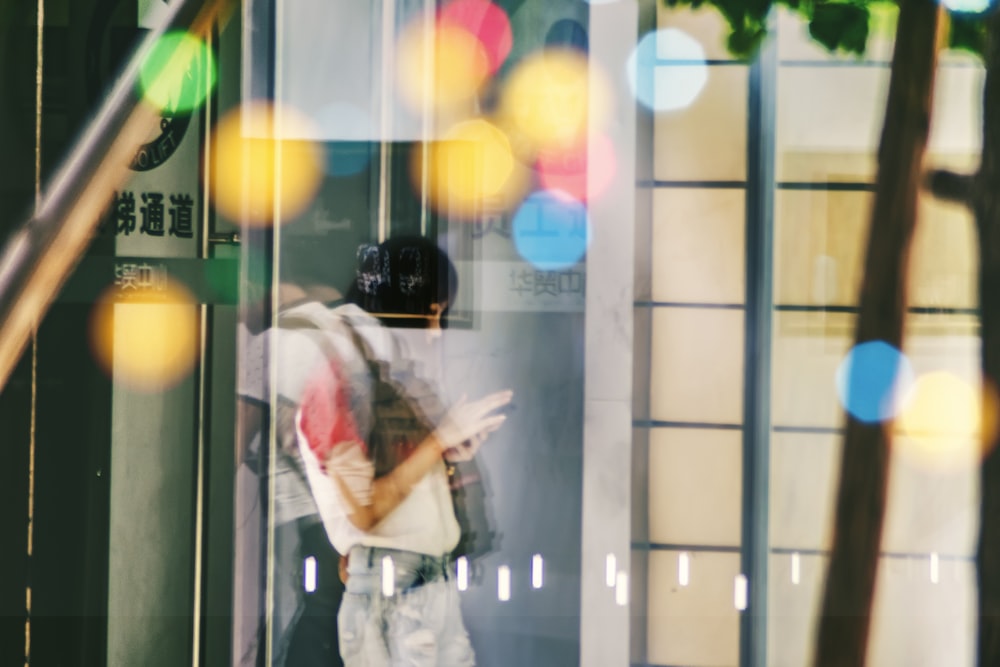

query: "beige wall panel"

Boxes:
[654, 66, 748, 182]
[774, 190, 870, 307]
[928, 66, 983, 156]
[652, 188, 746, 304]
[767, 553, 828, 667]
[648, 428, 742, 546]
[647, 550, 740, 666]
[909, 197, 978, 310]
[769, 433, 839, 551]
[868, 556, 975, 667]
[777, 67, 888, 182]
[771, 312, 853, 429]
[650, 308, 745, 424]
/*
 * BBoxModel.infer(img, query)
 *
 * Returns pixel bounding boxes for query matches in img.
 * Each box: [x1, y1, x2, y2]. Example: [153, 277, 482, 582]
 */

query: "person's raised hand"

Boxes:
[436, 390, 513, 460]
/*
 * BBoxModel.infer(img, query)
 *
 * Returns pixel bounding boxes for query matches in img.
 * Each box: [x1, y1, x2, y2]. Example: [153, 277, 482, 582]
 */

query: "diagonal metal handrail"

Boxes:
[0, 0, 235, 392]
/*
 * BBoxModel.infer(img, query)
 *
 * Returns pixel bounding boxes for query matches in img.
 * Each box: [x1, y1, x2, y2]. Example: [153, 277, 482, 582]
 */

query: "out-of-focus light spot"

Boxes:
[439, 0, 512, 74]
[605, 554, 616, 588]
[139, 31, 216, 114]
[500, 49, 609, 158]
[209, 103, 324, 226]
[627, 29, 708, 113]
[89, 282, 199, 392]
[678, 552, 690, 587]
[536, 132, 616, 202]
[397, 20, 489, 113]
[870, 1, 898, 37]
[455, 556, 469, 591]
[734, 574, 748, 611]
[325, 143, 372, 178]
[894, 372, 999, 471]
[615, 571, 629, 606]
[930, 552, 940, 584]
[512, 190, 590, 270]
[498, 565, 511, 601]
[943, 0, 992, 13]
[532, 554, 544, 589]
[457, 556, 469, 591]
[545, 18, 588, 53]
[415, 118, 527, 219]
[791, 552, 801, 585]
[304, 556, 317, 593]
[382, 556, 395, 597]
[835, 341, 914, 424]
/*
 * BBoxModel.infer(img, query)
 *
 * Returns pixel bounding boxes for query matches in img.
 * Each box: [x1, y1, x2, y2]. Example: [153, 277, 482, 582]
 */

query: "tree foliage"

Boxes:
[662, 0, 988, 61]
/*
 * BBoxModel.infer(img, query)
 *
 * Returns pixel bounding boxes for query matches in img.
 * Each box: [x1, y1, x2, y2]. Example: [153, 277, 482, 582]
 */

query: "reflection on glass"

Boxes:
[628, 28, 708, 113]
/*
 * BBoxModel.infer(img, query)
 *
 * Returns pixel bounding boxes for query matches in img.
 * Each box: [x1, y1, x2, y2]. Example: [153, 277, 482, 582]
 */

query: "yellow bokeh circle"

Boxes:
[499, 49, 610, 159]
[89, 283, 200, 392]
[894, 371, 1000, 471]
[396, 21, 490, 113]
[209, 103, 324, 226]
[414, 118, 528, 218]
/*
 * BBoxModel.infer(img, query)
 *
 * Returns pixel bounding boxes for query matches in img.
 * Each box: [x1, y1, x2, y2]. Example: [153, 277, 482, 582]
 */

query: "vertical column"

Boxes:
[580, 3, 639, 667]
[739, 23, 776, 667]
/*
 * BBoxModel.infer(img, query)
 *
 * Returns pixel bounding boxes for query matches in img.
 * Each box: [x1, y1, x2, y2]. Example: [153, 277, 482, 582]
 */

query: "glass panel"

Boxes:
[650, 307, 745, 424]
[774, 190, 870, 307]
[776, 67, 887, 183]
[654, 65, 749, 182]
[652, 188, 746, 304]
[648, 428, 743, 546]
[647, 550, 741, 666]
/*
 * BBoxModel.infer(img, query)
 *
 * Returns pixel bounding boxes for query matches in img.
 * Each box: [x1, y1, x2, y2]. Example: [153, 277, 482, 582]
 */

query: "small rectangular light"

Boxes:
[791, 552, 801, 586]
[678, 552, 690, 587]
[498, 565, 511, 602]
[615, 571, 629, 606]
[532, 554, 544, 589]
[930, 552, 940, 584]
[382, 556, 395, 597]
[605, 554, 616, 588]
[734, 574, 748, 611]
[456, 556, 469, 592]
[304, 556, 317, 593]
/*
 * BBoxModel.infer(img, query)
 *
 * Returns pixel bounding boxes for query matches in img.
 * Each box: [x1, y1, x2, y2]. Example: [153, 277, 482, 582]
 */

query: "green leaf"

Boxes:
[727, 24, 769, 57]
[948, 12, 987, 57]
[808, 3, 871, 55]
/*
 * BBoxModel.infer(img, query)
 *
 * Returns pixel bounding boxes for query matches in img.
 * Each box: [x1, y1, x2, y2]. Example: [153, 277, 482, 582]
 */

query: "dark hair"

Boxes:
[345, 236, 458, 329]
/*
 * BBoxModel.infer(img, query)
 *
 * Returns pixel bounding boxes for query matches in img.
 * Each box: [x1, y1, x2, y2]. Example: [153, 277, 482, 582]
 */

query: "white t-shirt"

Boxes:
[292, 303, 461, 557]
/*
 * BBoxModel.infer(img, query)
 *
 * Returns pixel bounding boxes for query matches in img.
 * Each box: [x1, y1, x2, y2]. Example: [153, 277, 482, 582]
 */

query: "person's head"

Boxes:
[345, 235, 458, 329]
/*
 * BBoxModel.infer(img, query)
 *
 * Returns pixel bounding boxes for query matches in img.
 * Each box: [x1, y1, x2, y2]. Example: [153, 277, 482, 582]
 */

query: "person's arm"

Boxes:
[326, 390, 512, 531]
[327, 432, 448, 531]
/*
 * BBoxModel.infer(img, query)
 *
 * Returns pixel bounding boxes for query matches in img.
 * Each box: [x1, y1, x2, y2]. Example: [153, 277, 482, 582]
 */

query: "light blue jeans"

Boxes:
[338, 546, 475, 667]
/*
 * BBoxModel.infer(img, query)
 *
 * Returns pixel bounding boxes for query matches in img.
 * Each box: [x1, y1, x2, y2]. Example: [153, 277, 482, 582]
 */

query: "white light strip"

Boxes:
[615, 571, 629, 606]
[457, 556, 469, 592]
[678, 552, 690, 587]
[734, 574, 748, 611]
[930, 552, 940, 584]
[532, 554, 544, 589]
[498, 566, 511, 602]
[382, 556, 395, 597]
[304, 556, 317, 593]
[791, 552, 801, 586]
[605, 554, 616, 587]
